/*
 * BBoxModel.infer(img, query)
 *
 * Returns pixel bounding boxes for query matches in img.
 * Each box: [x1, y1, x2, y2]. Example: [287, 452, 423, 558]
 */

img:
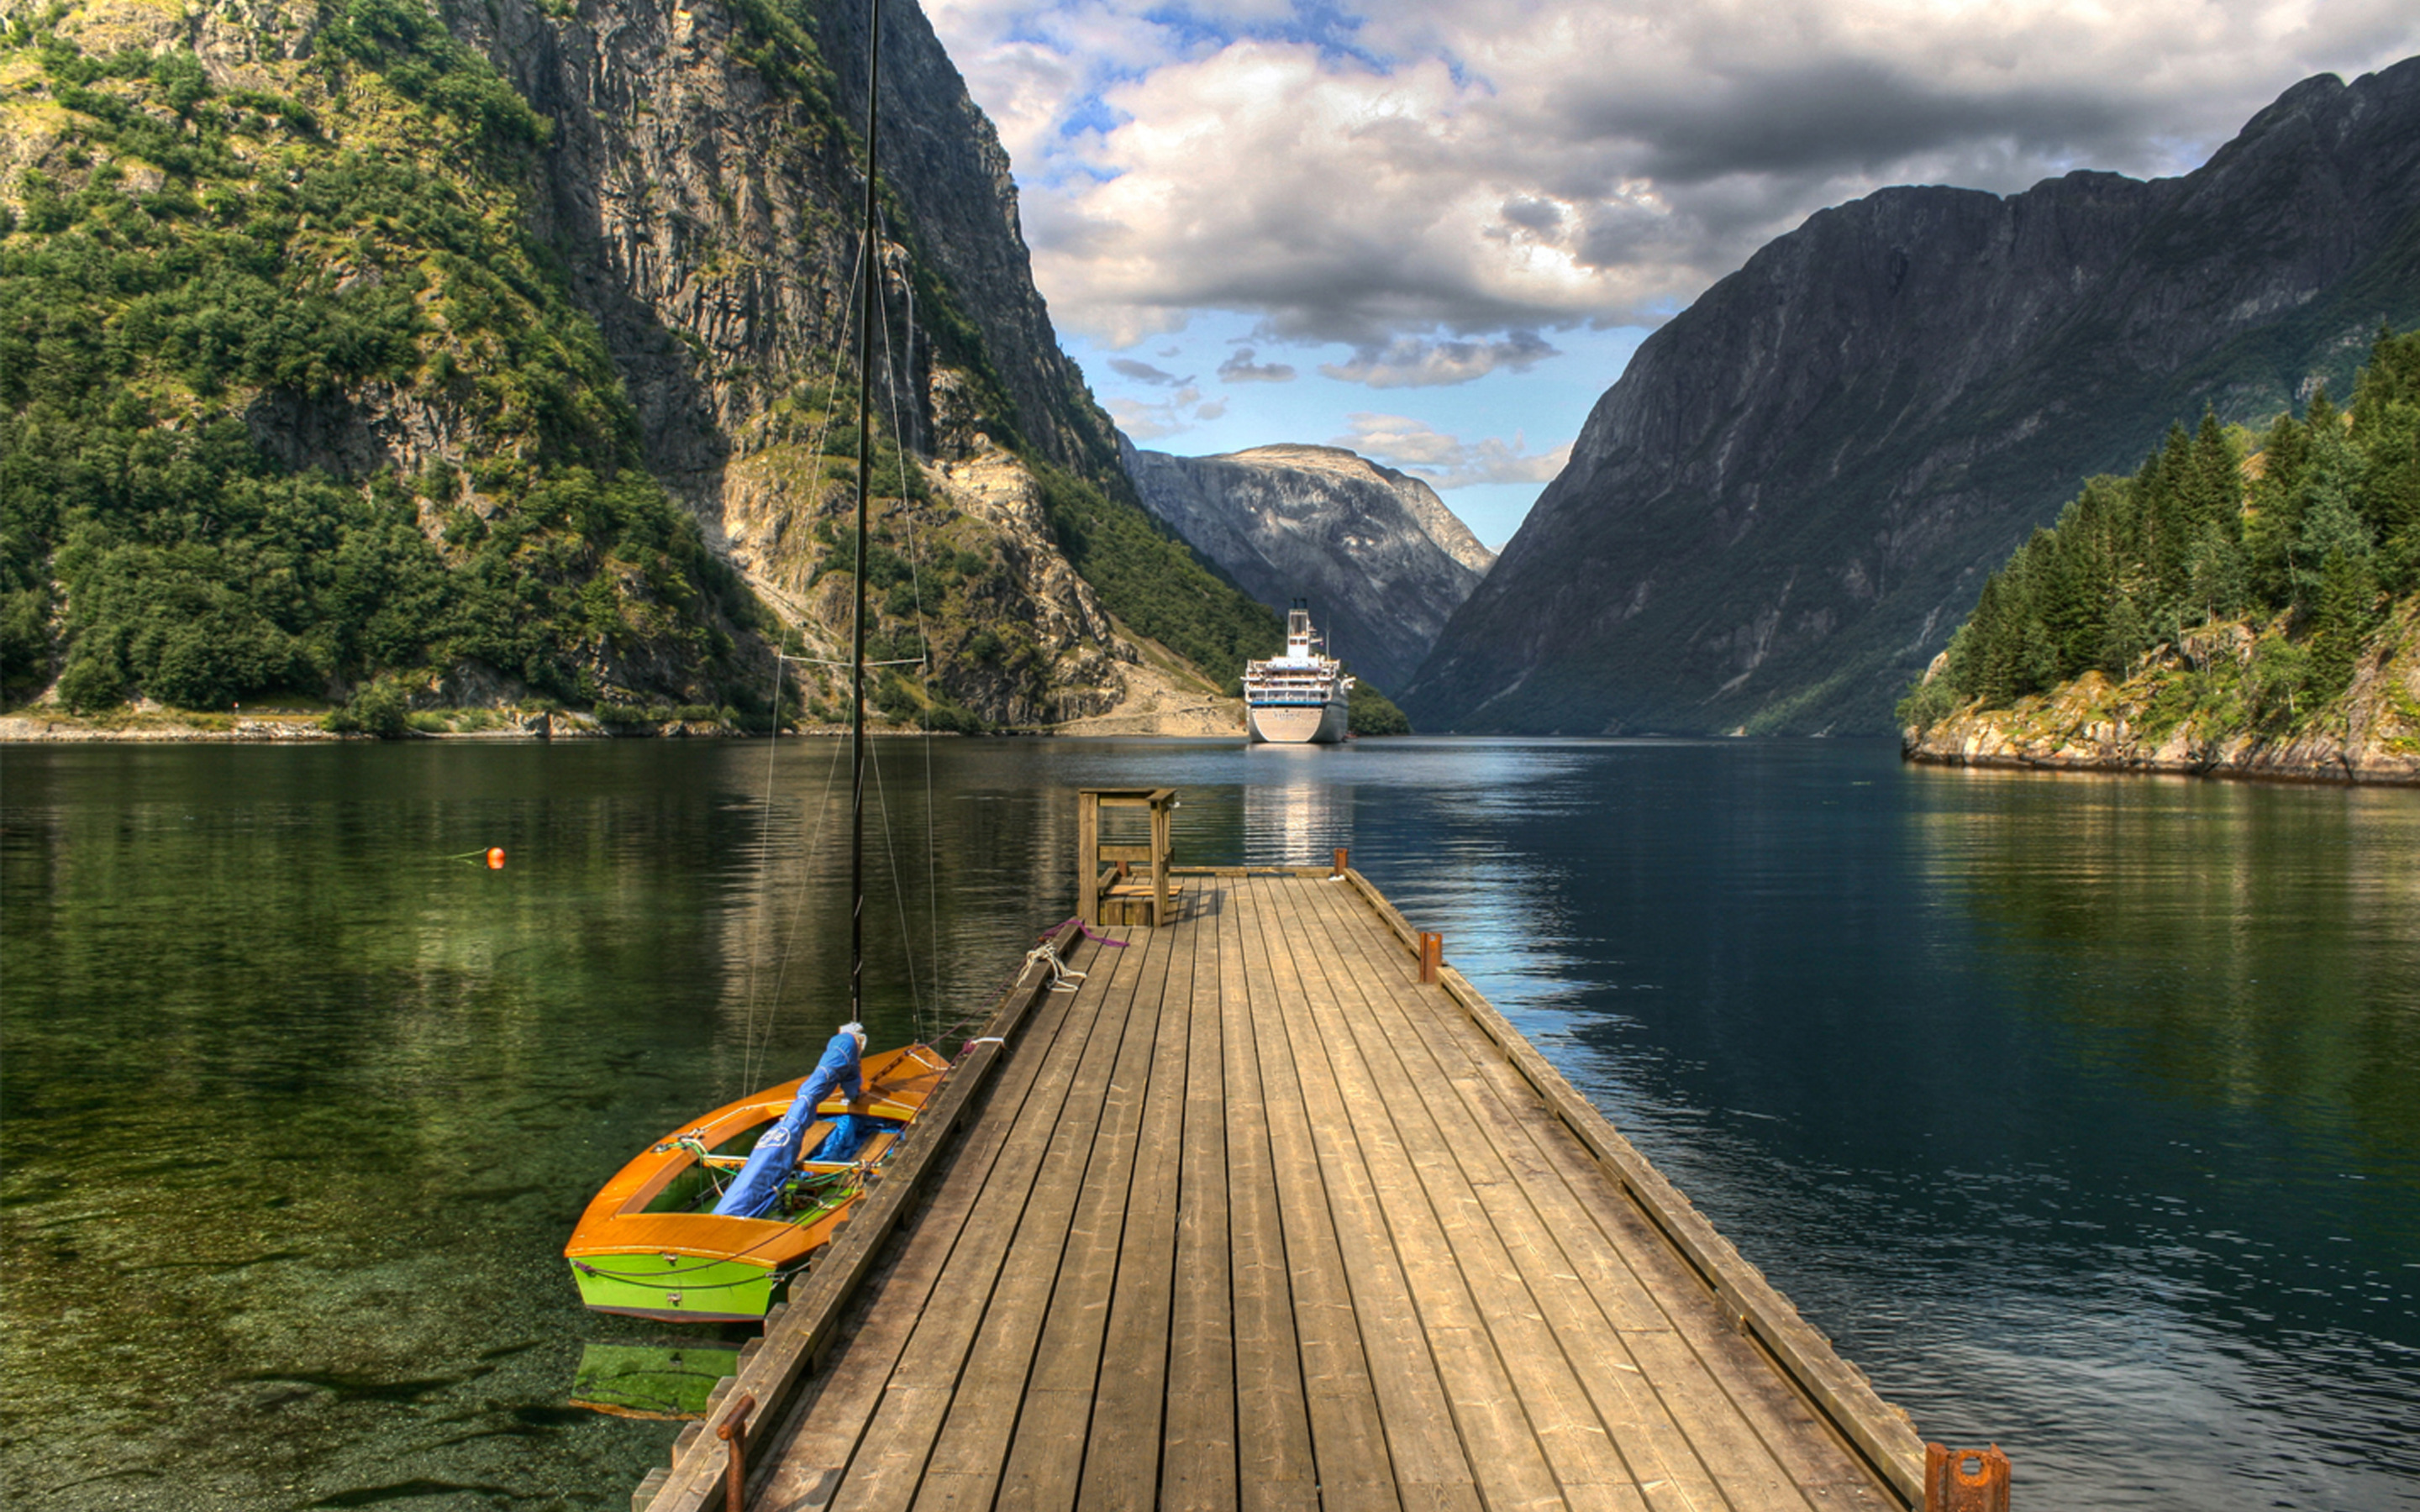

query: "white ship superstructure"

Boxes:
[1243, 606, 1353, 744]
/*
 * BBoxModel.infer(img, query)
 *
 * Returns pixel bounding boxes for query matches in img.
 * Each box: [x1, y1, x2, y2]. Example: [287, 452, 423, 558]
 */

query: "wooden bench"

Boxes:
[1076, 787, 1180, 927]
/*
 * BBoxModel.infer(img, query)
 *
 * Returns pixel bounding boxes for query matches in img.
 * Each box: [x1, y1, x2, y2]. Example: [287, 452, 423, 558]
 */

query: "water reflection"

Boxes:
[1240, 749, 1354, 865]
[3, 738, 2414, 1509]
[1911, 769, 2420, 1168]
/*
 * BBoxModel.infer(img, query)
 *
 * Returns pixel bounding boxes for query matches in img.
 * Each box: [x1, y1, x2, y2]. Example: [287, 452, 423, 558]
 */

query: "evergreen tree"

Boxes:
[1903, 328, 2420, 734]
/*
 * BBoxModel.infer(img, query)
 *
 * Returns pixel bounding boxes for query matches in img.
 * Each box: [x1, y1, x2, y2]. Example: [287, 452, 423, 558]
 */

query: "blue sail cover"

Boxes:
[711, 1032, 865, 1219]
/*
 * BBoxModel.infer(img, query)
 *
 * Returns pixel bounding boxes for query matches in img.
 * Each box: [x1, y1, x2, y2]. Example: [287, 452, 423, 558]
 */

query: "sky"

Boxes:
[927, 1, 2420, 549]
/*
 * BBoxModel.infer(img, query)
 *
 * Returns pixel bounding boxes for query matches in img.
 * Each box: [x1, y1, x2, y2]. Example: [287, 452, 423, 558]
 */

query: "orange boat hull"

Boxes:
[564, 1044, 951, 1320]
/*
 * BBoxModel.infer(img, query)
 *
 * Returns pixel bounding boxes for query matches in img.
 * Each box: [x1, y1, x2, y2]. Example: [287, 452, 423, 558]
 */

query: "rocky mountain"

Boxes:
[1120, 441, 1493, 690]
[0, 0, 1273, 730]
[1405, 59, 2420, 736]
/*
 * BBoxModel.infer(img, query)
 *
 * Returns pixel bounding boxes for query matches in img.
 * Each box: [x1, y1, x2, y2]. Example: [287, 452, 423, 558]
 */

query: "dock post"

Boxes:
[1076, 791, 1102, 927]
[1418, 931, 1442, 984]
[1332, 847, 1349, 878]
[716, 1394, 755, 1512]
[1923, 1443, 2010, 1512]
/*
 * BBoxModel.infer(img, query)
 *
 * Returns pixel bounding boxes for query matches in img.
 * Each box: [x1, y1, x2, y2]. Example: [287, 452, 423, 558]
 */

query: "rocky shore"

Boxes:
[1902, 612, 2420, 785]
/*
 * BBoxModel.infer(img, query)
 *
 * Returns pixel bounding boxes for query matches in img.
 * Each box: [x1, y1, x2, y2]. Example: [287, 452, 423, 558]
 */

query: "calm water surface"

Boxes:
[3, 738, 2415, 1509]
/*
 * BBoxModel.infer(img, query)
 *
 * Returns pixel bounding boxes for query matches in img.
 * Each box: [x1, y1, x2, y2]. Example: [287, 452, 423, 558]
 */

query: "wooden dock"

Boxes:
[634, 867, 1929, 1512]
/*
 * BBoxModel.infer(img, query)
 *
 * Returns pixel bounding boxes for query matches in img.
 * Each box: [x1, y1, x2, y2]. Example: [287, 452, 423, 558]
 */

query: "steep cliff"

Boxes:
[0, 0, 1269, 729]
[1121, 440, 1493, 690]
[1406, 59, 2420, 736]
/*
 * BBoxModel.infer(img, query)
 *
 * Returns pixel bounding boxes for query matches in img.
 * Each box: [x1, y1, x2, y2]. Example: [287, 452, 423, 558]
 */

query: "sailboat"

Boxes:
[563, 0, 943, 1324]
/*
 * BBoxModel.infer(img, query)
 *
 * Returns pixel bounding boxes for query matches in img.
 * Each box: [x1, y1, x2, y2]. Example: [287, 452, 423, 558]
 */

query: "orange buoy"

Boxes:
[487, 848, 506, 870]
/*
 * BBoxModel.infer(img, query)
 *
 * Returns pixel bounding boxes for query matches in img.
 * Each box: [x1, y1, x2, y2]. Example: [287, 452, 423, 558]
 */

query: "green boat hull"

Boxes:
[567, 1252, 778, 1323]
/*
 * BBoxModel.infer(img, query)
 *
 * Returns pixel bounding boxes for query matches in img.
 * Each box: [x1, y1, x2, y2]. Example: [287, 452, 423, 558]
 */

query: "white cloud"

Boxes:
[1104, 381, 1223, 441]
[1107, 395, 1189, 441]
[1335, 412, 1572, 489]
[929, 1, 2420, 351]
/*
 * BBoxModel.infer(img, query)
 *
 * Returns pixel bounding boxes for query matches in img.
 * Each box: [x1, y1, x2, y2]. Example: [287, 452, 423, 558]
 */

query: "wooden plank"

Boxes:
[1160, 879, 1237, 1509]
[1319, 879, 1890, 1509]
[989, 917, 1181, 1509]
[1290, 874, 1739, 1512]
[1161, 885, 1239, 1509]
[1341, 869, 1923, 1507]
[1213, 881, 1321, 1512]
[1434, 961, 1923, 1507]
[1250, 874, 1493, 1507]
[750, 944, 1097, 1508]
[859, 927, 1158, 1510]
[819, 929, 1146, 1512]
[1078, 901, 1199, 1507]
[1270, 878, 1577, 1509]
[641, 921, 1090, 1512]
[1230, 878, 1402, 1512]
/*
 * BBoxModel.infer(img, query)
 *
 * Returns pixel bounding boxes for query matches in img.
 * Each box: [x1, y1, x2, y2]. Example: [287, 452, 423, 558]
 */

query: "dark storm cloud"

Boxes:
[1548, 58, 2143, 186]
[939, 2, 2420, 349]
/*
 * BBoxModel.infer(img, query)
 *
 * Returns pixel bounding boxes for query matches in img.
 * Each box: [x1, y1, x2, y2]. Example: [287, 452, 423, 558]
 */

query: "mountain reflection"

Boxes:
[1912, 767, 2420, 1176]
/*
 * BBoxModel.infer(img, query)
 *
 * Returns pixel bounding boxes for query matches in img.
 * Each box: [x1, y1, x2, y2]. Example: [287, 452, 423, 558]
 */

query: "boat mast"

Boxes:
[849, 0, 883, 1026]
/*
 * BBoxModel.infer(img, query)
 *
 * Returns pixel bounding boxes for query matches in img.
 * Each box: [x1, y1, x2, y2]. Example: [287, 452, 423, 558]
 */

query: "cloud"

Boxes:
[1108, 357, 1188, 386]
[1318, 330, 1557, 388]
[1334, 412, 1572, 489]
[1104, 381, 1224, 441]
[1217, 347, 1298, 383]
[1107, 396, 1188, 441]
[929, 2, 2420, 349]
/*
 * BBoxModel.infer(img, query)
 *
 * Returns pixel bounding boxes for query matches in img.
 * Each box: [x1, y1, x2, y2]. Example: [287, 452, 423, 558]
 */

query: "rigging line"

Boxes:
[749, 724, 849, 1095]
[743, 649, 785, 1096]
[734, 223, 869, 1100]
[873, 201, 944, 1042]
[791, 656, 927, 668]
[845, 0, 887, 1033]
[865, 723, 925, 1029]
[761, 193, 873, 743]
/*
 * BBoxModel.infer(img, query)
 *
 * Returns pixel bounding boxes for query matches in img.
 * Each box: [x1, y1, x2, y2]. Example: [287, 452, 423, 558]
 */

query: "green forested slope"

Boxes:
[0, 4, 779, 715]
[0, 0, 1276, 729]
[1902, 328, 2420, 742]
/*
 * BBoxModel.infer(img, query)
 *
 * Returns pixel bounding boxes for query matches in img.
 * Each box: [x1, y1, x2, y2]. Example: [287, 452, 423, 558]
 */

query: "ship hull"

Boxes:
[1249, 700, 1349, 744]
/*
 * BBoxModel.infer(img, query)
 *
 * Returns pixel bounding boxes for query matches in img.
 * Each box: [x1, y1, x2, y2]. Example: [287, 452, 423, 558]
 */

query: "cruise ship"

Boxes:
[1243, 605, 1354, 744]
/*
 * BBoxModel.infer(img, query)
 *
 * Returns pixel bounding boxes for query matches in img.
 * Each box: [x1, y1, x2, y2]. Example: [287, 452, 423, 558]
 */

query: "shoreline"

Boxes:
[1900, 741, 2420, 788]
[0, 714, 1253, 744]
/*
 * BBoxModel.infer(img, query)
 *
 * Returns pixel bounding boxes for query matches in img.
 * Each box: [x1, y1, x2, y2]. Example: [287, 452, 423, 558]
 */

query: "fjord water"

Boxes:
[3, 738, 2414, 1510]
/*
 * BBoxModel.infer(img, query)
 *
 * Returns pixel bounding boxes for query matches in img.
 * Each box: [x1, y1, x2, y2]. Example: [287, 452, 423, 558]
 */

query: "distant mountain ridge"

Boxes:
[1405, 58, 2420, 735]
[1121, 441, 1493, 691]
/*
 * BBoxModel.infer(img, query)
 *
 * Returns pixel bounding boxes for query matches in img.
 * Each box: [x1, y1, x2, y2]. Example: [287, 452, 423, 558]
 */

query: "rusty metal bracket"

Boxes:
[716, 1392, 756, 1512]
[1924, 1442, 2010, 1512]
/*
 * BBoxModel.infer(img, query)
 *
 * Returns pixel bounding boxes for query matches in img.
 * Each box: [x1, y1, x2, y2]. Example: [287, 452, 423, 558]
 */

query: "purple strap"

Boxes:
[1045, 916, 1129, 947]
